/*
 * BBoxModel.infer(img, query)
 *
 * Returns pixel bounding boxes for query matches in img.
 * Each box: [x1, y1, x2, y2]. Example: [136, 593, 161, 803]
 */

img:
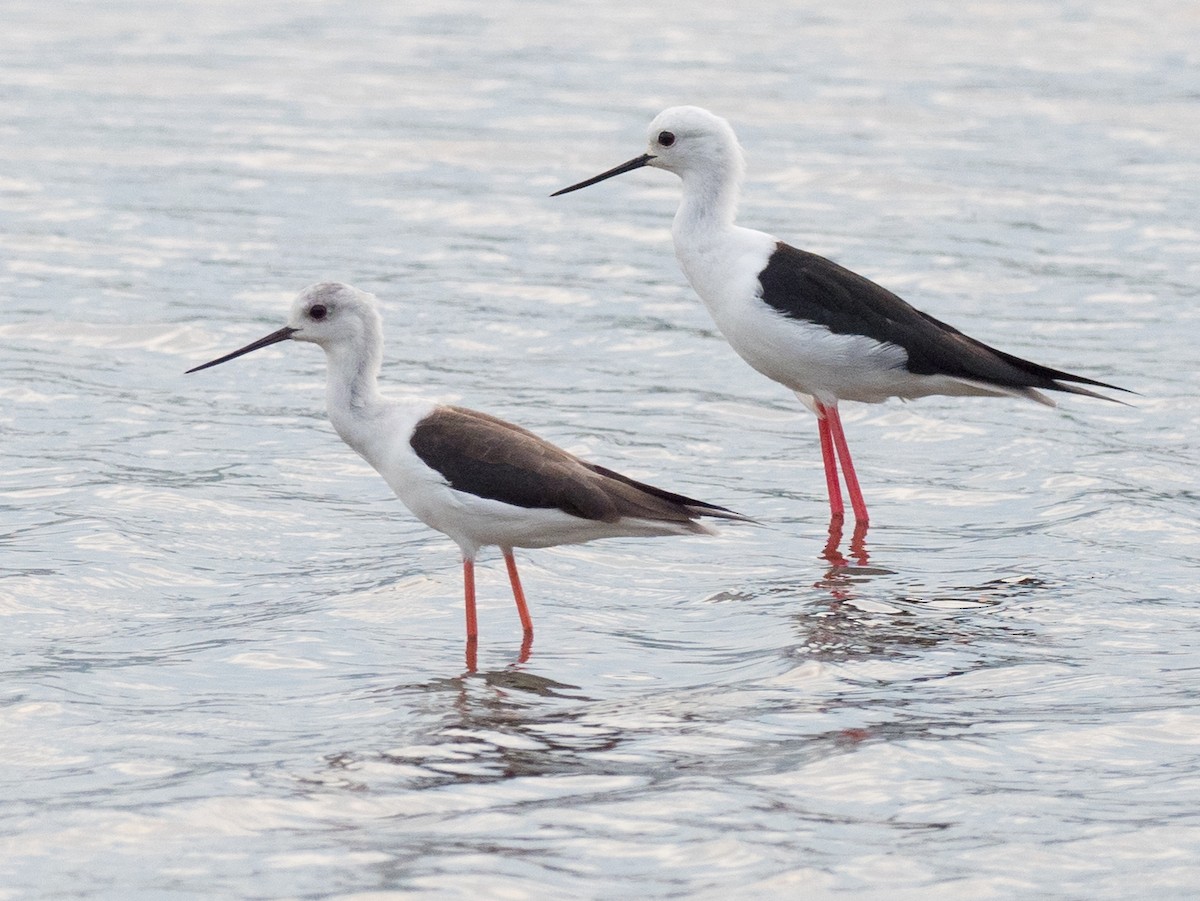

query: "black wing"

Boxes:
[757, 242, 1127, 397]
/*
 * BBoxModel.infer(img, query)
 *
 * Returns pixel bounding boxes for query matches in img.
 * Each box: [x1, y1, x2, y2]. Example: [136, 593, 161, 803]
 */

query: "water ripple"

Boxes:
[2, 1, 1199, 898]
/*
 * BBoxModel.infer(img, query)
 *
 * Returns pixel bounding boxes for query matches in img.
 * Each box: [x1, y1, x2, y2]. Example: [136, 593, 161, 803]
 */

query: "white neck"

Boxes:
[672, 165, 741, 247]
[322, 340, 387, 457]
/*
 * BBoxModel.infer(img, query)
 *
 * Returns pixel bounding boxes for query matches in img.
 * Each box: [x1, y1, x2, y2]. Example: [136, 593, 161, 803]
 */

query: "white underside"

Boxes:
[673, 224, 1051, 408]
[329, 398, 711, 559]
[419, 491, 715, 556]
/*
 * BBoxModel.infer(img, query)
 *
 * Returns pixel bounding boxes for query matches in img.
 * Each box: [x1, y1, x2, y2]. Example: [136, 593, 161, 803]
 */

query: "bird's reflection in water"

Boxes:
[784, 563, 1049, 749]
[345, 659, 611, 785]
[798, 564, 1047, 666]
[331, 544, 1052, 790]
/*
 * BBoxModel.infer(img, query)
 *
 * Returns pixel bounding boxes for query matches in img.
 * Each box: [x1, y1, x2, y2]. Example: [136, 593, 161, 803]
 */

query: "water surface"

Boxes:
[2, 1, 1199, 897]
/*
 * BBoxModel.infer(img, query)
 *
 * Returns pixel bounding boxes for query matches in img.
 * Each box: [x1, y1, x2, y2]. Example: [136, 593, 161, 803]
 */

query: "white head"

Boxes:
[552, 105, 745, 198]
[285, 282, 382, 354]
[186, 281, 383, 375]
[642, 106, 745, 184]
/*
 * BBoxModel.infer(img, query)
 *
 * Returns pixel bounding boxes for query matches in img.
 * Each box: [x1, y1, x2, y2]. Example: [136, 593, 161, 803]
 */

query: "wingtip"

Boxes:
[1056, 380, 1139, 407]
[689, 504, 757, 525]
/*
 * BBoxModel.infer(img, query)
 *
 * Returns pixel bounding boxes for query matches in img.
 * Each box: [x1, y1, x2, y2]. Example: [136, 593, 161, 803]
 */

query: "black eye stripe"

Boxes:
[310, 304, 327, 320]
[657, 131, 675, 147]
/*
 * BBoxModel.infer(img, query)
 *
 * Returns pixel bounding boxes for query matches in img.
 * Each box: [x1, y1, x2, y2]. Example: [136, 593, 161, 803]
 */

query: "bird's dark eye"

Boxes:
[310, 304, 327, 320]
[658, 131, 676, 147]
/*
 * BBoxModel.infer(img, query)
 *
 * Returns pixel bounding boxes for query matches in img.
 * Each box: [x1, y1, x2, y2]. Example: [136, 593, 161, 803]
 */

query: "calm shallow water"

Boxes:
[3, 1, 1199, 897]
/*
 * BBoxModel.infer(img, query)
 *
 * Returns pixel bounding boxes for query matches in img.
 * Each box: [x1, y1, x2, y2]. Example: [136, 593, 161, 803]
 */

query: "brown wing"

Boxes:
[409, 406, 740, 523]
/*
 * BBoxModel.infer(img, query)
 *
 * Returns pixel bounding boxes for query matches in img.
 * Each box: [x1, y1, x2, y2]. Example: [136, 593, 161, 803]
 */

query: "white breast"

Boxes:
[329, 398, 466, 537]
[673, 225, 921, 405]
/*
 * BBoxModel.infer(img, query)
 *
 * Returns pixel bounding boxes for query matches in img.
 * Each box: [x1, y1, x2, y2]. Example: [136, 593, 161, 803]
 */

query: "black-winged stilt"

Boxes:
[553, 106, 1129, 525]
[187, 282, 747, 668]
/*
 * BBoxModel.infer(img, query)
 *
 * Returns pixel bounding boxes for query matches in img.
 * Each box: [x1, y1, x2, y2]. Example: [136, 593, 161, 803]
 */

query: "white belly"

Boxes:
[713, 295, 914, 404]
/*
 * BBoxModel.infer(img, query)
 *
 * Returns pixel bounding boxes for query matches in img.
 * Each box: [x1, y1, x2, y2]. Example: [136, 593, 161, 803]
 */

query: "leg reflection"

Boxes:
[517, 631, 533, 665]
[464, 636, 478, 673]
[821, 515, 871, 568]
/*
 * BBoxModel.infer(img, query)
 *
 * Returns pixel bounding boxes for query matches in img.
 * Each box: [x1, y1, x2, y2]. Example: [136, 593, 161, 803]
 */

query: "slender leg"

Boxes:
[503, 548, 534, 637]
[462, 557, 479, 673]
[462, 557, 479, 640]
[816, 406, 844, 519]
[823, 404, 869, 523]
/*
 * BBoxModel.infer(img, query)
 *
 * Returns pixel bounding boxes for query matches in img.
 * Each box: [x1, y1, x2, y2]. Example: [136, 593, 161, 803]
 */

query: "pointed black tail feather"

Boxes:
[584, 463, 754, 523]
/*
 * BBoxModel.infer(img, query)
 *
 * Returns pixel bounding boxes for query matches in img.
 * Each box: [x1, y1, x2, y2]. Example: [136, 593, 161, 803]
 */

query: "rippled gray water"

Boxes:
[3, 1, 1199, 897]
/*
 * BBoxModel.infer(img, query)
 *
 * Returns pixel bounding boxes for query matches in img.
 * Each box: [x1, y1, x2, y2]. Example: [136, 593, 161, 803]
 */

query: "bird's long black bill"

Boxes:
[550, 153, 655, 197]
[186, 326, 298, 373]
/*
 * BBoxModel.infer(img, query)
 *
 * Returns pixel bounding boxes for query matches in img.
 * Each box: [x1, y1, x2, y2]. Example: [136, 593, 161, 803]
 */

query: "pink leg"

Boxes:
[503, 549, 534, 637]
[463, 558, 478, 672]
[816, 409, 844, 519]
[463, 557, 479, 641]
[822, 404, 869, 523]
